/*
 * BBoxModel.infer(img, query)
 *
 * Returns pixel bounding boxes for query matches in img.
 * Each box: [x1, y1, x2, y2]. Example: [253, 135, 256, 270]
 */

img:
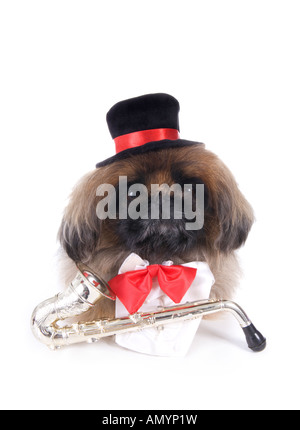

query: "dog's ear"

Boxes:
[58, 171, 102, 263]
[210, 164, 254, 253]
[58, 217, 99, 263]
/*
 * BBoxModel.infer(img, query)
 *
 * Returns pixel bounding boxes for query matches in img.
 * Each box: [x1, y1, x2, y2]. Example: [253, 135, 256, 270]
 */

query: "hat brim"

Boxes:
[95, 139, 203, 168]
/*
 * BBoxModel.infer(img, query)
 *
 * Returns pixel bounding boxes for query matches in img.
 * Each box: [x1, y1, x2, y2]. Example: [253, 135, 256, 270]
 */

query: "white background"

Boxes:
[1, 0, 300, 410]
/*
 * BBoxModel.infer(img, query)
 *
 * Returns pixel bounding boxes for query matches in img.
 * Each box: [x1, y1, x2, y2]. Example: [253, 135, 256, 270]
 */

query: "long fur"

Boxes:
[57, 144, 254, 321]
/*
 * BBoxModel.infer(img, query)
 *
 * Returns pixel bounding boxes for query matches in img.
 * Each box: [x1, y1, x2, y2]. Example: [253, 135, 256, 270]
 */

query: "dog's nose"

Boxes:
[148, 188, 181, 220]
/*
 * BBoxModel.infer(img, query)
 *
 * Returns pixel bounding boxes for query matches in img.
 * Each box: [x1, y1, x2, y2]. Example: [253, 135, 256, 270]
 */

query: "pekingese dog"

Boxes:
[57, 94, 254, 322]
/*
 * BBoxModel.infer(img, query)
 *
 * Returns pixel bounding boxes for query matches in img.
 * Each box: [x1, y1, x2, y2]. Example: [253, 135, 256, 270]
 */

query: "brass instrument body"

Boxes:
[31, 265, 266, 352]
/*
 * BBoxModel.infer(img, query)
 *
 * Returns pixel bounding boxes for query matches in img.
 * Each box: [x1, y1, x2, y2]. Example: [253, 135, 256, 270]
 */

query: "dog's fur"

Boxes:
[58, 144, 254, 321]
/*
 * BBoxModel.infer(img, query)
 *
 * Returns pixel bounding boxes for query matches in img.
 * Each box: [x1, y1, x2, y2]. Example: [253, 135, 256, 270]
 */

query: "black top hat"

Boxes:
[96, 93, 202, 168]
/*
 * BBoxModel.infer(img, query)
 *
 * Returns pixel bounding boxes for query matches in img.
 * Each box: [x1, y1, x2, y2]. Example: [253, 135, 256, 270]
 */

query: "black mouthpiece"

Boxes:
[242, 323, 266, 352]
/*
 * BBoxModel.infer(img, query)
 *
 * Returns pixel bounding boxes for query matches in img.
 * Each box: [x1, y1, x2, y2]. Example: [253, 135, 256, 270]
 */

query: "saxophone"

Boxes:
[31, 263, 266, 352]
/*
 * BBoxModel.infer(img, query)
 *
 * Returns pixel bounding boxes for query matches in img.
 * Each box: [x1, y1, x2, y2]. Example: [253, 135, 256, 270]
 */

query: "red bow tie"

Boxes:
[108, 264, 197, 314]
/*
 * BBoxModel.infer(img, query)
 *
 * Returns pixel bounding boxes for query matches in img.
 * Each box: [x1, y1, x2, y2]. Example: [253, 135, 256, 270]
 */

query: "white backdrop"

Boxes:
[1, 0, 299, 410]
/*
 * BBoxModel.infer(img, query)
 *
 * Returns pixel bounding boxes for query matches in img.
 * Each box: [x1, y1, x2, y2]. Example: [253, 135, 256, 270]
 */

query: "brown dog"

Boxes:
[58, 148, 253, 321]
[57, 94, 254, 322]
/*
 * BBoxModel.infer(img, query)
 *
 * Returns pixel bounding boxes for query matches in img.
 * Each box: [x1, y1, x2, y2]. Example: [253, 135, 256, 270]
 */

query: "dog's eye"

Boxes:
[128, 189, 138, 200]
[184, 185, 193, 193]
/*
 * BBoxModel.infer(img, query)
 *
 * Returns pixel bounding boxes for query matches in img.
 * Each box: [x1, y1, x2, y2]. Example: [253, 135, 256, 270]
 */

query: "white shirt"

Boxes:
[114, 253, 215, 357]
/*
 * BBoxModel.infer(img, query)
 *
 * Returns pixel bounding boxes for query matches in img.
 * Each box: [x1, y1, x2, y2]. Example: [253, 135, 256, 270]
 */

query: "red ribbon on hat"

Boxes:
[114, 128, 180, 153]
[108, 264, 197, 314]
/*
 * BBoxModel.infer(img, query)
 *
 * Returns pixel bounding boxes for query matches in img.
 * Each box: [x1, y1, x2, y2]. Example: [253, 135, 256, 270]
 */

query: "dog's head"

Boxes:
[59, 144, 254, 265]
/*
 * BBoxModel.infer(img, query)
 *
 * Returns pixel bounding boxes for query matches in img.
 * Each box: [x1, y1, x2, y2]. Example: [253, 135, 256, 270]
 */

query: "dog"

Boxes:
[57, 94, 254, 323]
